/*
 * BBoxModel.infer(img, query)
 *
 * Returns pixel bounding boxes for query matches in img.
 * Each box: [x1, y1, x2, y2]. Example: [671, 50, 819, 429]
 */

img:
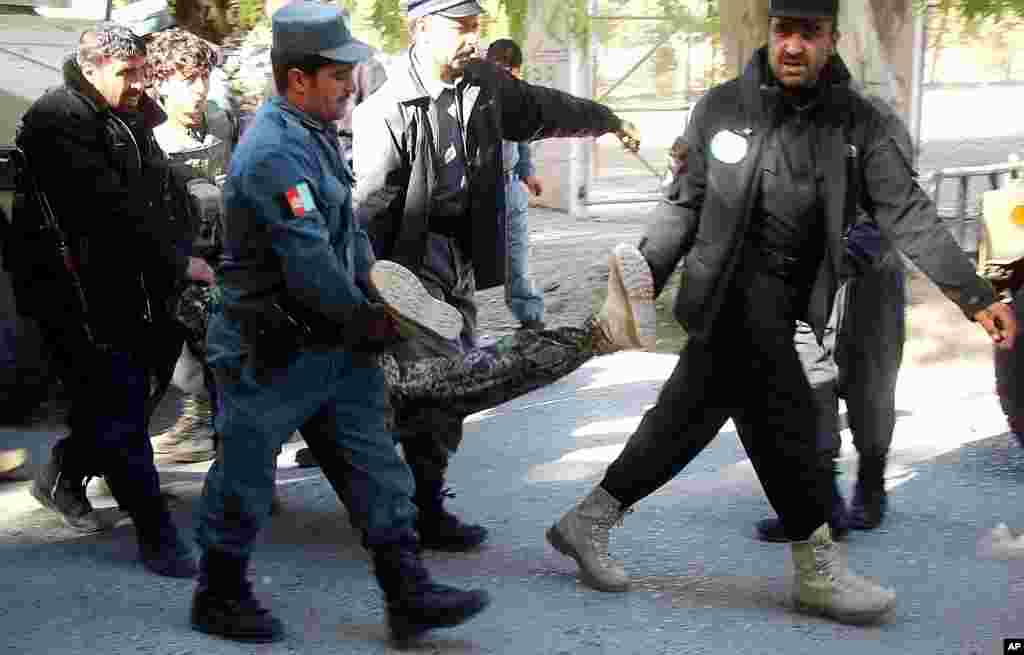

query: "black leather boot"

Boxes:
[372, 544, 490, 644]
[134, 509, 198, 579]
[413, 478, 488, 552]
[191, 548, 285, 643]
[849, 455, 888, 530]
[30, 438, 105, 533]
[404, 439, 487, 552]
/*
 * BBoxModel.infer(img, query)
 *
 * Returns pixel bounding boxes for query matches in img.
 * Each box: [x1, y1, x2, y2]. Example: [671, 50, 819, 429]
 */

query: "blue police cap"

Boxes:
[272, 1, 371, 64]
[768, 0, 839, 18]
[404, 0, 485, 19]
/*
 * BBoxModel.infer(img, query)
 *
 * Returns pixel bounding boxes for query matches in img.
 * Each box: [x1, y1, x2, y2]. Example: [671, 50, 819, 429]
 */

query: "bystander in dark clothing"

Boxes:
[13, 26, 198, 578]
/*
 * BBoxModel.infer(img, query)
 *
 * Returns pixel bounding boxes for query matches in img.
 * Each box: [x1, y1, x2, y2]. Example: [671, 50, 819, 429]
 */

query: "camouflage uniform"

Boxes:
[381, 322, 604, 421]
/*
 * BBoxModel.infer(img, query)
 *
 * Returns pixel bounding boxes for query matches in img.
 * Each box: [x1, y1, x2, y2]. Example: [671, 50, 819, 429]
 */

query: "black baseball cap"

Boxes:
[767, 0, 839, 18]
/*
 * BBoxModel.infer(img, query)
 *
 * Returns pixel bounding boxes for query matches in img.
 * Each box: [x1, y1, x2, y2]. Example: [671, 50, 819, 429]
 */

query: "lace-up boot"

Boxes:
[546, 485, 632, 591]
[791, 523, 896, 624]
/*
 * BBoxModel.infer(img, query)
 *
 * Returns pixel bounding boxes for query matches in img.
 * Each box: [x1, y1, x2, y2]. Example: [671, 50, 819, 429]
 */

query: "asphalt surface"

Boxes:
[1, 205, 1023, 654]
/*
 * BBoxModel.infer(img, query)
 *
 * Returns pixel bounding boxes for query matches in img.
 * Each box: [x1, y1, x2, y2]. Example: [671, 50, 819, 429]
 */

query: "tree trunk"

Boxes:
[717, 0, 768, 78]
[865, 0, 915, 118]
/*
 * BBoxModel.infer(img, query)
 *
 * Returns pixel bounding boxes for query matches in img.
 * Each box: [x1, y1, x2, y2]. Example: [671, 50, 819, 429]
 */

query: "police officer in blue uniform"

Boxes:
[191, 3, 490, 643]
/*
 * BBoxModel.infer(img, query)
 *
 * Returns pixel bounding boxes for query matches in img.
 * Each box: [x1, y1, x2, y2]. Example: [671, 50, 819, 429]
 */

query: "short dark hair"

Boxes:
[270, 51, 336, 94]
[77, 22, 146, 68]
[486, 38, 522, 69]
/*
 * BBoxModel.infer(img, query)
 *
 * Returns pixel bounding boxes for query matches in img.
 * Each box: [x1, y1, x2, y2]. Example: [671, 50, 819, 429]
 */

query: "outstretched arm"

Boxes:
[863, 122, 1016, 348]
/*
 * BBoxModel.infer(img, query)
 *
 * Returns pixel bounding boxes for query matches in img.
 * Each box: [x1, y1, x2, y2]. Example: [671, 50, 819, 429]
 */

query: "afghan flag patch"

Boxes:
[285, 182, 316, 218]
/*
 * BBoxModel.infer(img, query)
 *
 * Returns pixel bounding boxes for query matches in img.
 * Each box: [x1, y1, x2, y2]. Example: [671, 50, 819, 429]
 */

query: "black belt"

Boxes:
[745, 244, 811, 282]
[428, 211, 465, 238]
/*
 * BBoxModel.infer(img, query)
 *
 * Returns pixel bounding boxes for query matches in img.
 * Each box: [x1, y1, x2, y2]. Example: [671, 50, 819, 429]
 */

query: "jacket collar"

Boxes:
[270, 95, 334, 133]
[63, 56, 166, 130]
[740, 46, 852, 127]
[391, 49, 487, 104]
[391, 49, 436, 104]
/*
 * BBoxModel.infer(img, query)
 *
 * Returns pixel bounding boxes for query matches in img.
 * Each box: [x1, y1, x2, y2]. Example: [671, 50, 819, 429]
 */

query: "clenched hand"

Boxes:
[974, 302, 1017, 349]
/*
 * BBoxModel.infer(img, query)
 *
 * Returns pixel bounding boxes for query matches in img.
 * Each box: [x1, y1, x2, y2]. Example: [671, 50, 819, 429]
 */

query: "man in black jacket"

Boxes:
[15, 22, 213, 576]
[351, 0, 641, 552]
[546, 0, 1016, 625]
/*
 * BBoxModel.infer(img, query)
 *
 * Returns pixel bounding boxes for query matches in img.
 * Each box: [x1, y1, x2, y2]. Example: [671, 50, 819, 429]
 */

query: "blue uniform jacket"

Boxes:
[209, 96, 375, 363]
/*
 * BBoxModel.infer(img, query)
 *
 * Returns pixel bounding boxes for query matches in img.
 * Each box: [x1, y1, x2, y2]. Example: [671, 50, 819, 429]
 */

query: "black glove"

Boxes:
[346, 302, 405, 352]
[844, 221, 883, 274]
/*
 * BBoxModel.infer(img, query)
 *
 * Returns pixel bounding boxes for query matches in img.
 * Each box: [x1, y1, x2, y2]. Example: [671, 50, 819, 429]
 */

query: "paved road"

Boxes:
[1, 203, 1022, 653]
[1, 347, 1022, 655]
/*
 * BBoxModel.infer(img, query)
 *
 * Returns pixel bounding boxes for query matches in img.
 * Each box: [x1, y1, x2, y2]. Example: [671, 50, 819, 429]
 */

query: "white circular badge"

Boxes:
[709, 129, 749, 165]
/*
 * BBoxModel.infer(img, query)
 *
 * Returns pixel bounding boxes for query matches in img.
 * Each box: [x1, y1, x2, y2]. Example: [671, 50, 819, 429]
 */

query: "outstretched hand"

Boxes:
[974, 302, 1017, 349]
[617, 120, 640, 153]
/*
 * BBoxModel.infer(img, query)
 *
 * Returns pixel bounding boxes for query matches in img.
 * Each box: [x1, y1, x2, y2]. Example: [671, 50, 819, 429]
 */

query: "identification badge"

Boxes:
[710, 129, 749, 165]
[285, 182, 316, 218]
[444, 143, 457, 165]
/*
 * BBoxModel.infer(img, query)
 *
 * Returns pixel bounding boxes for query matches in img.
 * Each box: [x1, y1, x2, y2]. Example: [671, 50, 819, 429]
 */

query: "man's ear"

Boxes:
[286, 68, 307, 95]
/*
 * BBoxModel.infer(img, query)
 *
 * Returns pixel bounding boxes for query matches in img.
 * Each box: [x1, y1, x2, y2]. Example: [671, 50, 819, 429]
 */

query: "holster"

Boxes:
[226, 298, 324, 385]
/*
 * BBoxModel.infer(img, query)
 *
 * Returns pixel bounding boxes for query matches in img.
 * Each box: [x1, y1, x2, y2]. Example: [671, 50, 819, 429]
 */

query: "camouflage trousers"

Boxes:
[380, 321, 599, 425]
[176, 282, 218, 361]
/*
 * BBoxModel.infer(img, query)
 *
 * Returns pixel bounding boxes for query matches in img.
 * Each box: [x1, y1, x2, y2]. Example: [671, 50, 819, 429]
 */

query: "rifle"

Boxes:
[5, 147, 98, 346]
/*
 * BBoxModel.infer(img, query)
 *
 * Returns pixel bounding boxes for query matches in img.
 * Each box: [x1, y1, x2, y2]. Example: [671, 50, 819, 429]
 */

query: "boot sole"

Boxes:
[545, 524, 630, 592]
[607, 244, 656, 351]
[370, 261, 464, 342]
[389, 590, 491, 644]
[29, 481, 106, 534]
[191, 620, 286, 644]
[153, 448, 217, 464]
[794, 596, 896, 625]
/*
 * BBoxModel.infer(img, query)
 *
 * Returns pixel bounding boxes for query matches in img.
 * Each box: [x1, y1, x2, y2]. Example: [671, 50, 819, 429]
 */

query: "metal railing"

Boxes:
[924, 160, 1024, 255]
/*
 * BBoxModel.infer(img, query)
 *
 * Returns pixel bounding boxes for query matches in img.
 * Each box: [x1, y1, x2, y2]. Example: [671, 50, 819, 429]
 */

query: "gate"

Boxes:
[582, 2, 718, 207]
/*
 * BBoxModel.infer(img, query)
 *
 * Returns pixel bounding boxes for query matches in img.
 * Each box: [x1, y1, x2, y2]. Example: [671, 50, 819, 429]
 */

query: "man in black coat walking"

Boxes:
[546, 0, 1016, 626]
[14, 22, 213, 576]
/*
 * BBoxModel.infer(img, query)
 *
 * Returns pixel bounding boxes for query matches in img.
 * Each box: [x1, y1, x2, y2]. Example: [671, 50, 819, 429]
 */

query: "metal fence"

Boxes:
[925, 161, 1023, 256]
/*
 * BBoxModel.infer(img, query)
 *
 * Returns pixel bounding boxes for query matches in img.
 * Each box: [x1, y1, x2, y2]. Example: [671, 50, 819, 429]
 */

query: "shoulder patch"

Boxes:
[285, 182, 316, 218]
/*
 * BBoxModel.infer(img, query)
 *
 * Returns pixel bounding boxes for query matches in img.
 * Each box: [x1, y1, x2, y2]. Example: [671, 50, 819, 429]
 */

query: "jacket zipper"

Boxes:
[109, 112, 143, 171]
[111, 112, 153, 324]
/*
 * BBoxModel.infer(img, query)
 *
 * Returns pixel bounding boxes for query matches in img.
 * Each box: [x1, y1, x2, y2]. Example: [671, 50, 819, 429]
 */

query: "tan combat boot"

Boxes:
[791, 523, 896, 624]
[546, 486, 632, 592]
[151, 395, 216, 464]
[592, 243, 656, 354]
[369, 260, 464, 342]
[0, 448, 27, 480]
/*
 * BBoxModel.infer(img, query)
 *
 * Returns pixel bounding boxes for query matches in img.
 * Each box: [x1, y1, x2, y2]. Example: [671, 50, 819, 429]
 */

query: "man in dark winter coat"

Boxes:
[546, 0, 1016, 626]
[14, 22, 213, 576]
[350, 0, 641, 552]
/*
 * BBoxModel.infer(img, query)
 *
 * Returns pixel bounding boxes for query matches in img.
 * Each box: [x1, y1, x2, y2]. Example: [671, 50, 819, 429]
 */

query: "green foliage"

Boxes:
[234, 0, 263, 33]
[497, 0, 528, 43]
[369, 0, 404, 52]
[914, 0, 1024, 21]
